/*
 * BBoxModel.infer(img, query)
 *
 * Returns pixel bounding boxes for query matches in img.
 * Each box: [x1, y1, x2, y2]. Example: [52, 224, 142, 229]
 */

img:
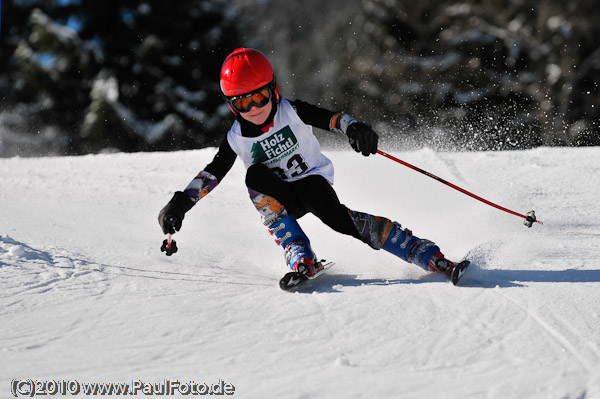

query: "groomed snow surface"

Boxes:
[1, 147, 599, 398]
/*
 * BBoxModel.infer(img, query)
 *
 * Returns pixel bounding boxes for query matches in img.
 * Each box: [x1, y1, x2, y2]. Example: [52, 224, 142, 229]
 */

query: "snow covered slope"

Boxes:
[1, 147, 599, 398]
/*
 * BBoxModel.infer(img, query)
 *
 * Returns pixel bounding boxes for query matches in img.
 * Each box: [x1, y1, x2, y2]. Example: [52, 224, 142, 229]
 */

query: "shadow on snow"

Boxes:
[290, 267, 600, 293]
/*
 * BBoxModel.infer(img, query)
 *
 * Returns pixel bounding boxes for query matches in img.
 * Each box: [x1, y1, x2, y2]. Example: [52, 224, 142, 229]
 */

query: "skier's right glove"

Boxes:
[158, 191, 196, 234]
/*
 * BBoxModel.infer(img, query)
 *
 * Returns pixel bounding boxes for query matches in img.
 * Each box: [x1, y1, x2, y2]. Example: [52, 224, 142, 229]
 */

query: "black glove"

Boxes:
[158, 191, 195, 234]
[346, 122, 378, 156]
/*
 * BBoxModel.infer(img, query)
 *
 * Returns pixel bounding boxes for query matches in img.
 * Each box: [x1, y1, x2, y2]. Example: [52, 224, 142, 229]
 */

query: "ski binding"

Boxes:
[279, 261, 334, 291]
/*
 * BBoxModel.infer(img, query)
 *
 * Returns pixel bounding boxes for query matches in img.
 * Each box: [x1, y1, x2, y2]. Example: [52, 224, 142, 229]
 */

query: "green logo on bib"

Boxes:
[251, 126, 299, 164]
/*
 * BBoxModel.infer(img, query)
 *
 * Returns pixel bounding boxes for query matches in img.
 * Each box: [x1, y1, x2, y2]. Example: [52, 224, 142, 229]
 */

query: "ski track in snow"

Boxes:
[1, 147, 599, 398]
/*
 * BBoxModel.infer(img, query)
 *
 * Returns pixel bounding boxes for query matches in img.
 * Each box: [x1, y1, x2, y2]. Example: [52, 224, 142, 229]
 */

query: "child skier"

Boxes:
[159, 47, 463, 286]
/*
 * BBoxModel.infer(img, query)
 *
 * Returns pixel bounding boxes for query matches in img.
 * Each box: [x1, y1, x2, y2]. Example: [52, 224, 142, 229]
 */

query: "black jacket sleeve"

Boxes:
[203, 136, 237, 181]
[290, 99, 338, 131]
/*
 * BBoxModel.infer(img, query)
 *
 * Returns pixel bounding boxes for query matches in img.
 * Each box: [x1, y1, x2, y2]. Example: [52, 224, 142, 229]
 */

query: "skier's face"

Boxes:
[240, 100, 273, 126]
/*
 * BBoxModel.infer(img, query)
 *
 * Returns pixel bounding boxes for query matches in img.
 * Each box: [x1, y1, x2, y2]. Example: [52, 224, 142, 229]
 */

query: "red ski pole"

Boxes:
[376, 150, 542, 227]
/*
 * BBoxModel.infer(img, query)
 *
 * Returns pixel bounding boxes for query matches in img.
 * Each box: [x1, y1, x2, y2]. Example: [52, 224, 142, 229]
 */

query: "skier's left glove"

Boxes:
[346, 122, 378, 156]
[158, 191, 195, 234]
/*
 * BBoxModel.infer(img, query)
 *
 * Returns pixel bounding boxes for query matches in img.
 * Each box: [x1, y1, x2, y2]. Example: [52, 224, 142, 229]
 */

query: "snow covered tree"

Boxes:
[74, 0, 241, 152]
[334, 0, 600, 149]
[2, 0, 599, 155]
[238, 0, 600, 150]
[2, 0, 241, 155]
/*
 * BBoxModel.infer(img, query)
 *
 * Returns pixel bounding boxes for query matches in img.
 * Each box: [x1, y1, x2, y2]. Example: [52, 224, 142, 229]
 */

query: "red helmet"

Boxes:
[220, 48, 279, 101]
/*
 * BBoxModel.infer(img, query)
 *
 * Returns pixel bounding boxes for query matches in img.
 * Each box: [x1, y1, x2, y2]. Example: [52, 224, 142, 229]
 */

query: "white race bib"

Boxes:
[227, 99, 334, 184]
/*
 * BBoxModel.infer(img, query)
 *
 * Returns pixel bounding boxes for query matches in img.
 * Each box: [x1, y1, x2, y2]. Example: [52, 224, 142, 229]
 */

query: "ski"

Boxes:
[279, 261, 334, 291]
[450, 260, 471, 286]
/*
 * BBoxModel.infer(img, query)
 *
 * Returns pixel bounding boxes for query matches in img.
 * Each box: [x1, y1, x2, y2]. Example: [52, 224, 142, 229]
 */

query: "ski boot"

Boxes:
[348, 210, 469, 284]
[269, 215, 324, 278]
[383, 226, 470, 285]
[348, 211, 442, 271]
[381, 222, 441, 271]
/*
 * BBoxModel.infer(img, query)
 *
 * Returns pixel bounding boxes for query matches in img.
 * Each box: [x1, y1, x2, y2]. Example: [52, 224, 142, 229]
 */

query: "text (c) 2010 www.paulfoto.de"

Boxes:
[10, 378, 236, 396]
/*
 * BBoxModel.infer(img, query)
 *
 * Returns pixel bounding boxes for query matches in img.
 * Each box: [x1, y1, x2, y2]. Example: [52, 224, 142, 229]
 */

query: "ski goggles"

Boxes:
[227, 87, 272, 113]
